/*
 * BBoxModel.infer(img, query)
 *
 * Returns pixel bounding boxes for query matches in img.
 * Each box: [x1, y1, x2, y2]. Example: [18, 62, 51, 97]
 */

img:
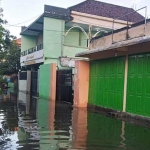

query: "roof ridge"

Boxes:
[69, 0, 134, 11]
[44, 4, 66, 10]
[68, 0, 87, 9]
[68, 0, 144, 23]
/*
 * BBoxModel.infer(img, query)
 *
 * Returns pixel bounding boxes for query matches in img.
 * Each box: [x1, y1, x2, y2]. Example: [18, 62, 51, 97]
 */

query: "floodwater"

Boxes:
[0, 90, 150, 150]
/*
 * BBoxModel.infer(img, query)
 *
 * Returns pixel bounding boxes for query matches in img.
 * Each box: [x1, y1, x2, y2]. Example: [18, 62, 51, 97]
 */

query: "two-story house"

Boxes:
[19, 0, 144, 100]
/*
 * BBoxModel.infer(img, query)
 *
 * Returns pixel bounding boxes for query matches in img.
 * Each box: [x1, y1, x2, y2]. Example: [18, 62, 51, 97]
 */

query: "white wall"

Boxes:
[19, 71, 31, 93]
[19, 80, 27, 92]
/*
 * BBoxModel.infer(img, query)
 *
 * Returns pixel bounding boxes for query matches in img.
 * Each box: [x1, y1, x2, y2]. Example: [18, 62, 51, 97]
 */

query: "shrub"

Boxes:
[0, 77, 7, 89]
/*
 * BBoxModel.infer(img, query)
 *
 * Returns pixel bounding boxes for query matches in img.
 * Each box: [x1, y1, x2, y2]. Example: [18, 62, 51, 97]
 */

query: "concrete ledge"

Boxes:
[88, 104, 150, 127]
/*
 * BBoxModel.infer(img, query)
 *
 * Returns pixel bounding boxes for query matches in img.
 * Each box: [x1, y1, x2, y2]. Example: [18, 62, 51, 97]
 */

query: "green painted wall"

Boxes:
[64, 28, 88, 48]
[39, 64, 51, 99]
[79, 31, 88, 47]
[126, 54, 150, 117]
[21, 35, 37, 52]
[89, 57, 125, 111]
[63, 45, 88, 57]
[43, 17, 65, 64]
[64, 28, 80, 46]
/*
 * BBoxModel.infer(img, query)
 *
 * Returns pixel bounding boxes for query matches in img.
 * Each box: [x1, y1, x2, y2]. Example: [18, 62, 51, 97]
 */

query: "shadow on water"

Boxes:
[0, 91, 150, 149]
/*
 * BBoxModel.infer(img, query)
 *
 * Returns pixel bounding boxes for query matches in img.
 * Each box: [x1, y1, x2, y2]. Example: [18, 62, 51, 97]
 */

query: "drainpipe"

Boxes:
[61, 20, 64, 57]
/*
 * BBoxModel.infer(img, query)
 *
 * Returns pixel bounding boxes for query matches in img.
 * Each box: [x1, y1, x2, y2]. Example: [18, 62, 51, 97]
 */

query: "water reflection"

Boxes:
[72, 108, 87, 149]
[0, 91, 150, 149]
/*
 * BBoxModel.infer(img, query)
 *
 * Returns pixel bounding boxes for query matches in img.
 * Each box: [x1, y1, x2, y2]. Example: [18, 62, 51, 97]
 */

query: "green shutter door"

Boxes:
[127, 54, 150, 117]
[89, 57, 125, 111]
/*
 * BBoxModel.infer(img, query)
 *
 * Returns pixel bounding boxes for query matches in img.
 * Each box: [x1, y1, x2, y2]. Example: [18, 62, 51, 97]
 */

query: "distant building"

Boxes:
[14, 38, 21, 48]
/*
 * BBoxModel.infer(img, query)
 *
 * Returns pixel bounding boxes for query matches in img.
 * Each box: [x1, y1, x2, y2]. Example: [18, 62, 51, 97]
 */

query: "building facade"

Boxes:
[20, 0, 143, 100]
[76, 15, 150, 119]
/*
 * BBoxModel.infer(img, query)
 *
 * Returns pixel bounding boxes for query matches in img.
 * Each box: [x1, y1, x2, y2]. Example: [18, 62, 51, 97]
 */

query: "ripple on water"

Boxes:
[1, 93, 150, 150]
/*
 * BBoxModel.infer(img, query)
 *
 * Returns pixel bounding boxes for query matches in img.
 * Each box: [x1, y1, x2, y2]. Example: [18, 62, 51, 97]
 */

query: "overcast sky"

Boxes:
[1, 0, 150, 38]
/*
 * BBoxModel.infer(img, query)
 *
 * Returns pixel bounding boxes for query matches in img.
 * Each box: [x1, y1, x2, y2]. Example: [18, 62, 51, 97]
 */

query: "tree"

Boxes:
[0, 41, 20, 75]
[0, 7, 20, 76]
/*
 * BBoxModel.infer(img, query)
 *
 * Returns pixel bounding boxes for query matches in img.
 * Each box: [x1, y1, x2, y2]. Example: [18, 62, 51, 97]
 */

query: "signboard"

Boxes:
[20, 50, 44, 66]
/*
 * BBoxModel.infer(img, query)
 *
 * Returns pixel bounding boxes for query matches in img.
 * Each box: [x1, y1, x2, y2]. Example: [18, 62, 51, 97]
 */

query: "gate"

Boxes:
[31, 71, 38, 94]
[89, 57, 125, 111]
[56, 70, 73, 103]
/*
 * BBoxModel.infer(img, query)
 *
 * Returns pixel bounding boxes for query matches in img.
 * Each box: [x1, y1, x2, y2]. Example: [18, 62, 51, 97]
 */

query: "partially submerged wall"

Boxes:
[39, 63, 56, 100]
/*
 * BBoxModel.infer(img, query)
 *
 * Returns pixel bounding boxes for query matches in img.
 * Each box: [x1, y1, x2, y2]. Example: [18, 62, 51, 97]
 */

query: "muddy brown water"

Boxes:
[0, 91, 150, 150]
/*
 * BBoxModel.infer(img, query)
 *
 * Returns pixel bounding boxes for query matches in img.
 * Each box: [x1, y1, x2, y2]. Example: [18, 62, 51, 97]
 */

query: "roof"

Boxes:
[20, 1, 145, 36]
[14, 38, 21, 46]
[76, 35, 150, 58]
[75, 36, 150, 58]
[69, 0, 144, 23]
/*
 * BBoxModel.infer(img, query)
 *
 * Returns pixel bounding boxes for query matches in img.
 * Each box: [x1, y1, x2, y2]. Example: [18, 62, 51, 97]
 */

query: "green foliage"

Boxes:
[0, 88, 2, 94]
[0, 42, 20, 75]
[0, 6, 20, 75]
[0, 77, 7, 89]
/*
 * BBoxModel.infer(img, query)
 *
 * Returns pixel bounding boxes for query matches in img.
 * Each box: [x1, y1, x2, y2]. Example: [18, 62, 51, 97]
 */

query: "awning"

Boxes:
[20, 14, 44, 36]
[76, 35, 150, 60]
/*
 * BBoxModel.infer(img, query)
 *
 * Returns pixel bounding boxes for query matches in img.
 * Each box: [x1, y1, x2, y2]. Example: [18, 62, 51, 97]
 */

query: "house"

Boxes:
[75, 8, 150, 119]
[14, 38, 21, 48]
[19, 0, 144, 100]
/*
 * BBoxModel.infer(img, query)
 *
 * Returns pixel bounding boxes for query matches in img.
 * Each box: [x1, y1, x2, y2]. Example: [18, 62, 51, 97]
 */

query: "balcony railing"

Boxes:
[21, 43, 43, 56]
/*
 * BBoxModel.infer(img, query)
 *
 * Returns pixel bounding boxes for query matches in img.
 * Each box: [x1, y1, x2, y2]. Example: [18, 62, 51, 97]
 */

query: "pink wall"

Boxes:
[74, 60, 90, 107]
[49, 63, 56, 101]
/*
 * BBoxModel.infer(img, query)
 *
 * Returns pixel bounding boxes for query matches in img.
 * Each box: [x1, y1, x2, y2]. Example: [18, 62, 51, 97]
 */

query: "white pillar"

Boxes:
[123, 55, 128, 112]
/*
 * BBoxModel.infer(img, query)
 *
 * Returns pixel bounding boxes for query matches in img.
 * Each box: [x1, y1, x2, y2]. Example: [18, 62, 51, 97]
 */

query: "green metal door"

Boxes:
[89, 57, 125, 111]
[127, 54, 150, 117]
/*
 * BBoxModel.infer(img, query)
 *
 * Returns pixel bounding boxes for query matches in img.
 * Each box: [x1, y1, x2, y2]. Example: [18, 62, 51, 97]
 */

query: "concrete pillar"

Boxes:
[26, 71, 31, 93]
[123, 55, 128, 112]
[26, 94, 30, 115]
[72, 107, 88, 148]
[74, 60, 90, 108]
[49, 63, 56, 101]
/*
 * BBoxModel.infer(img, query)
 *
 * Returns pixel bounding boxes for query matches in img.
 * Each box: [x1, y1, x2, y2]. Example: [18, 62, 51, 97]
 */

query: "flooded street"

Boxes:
[0, 91, 150, 149]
